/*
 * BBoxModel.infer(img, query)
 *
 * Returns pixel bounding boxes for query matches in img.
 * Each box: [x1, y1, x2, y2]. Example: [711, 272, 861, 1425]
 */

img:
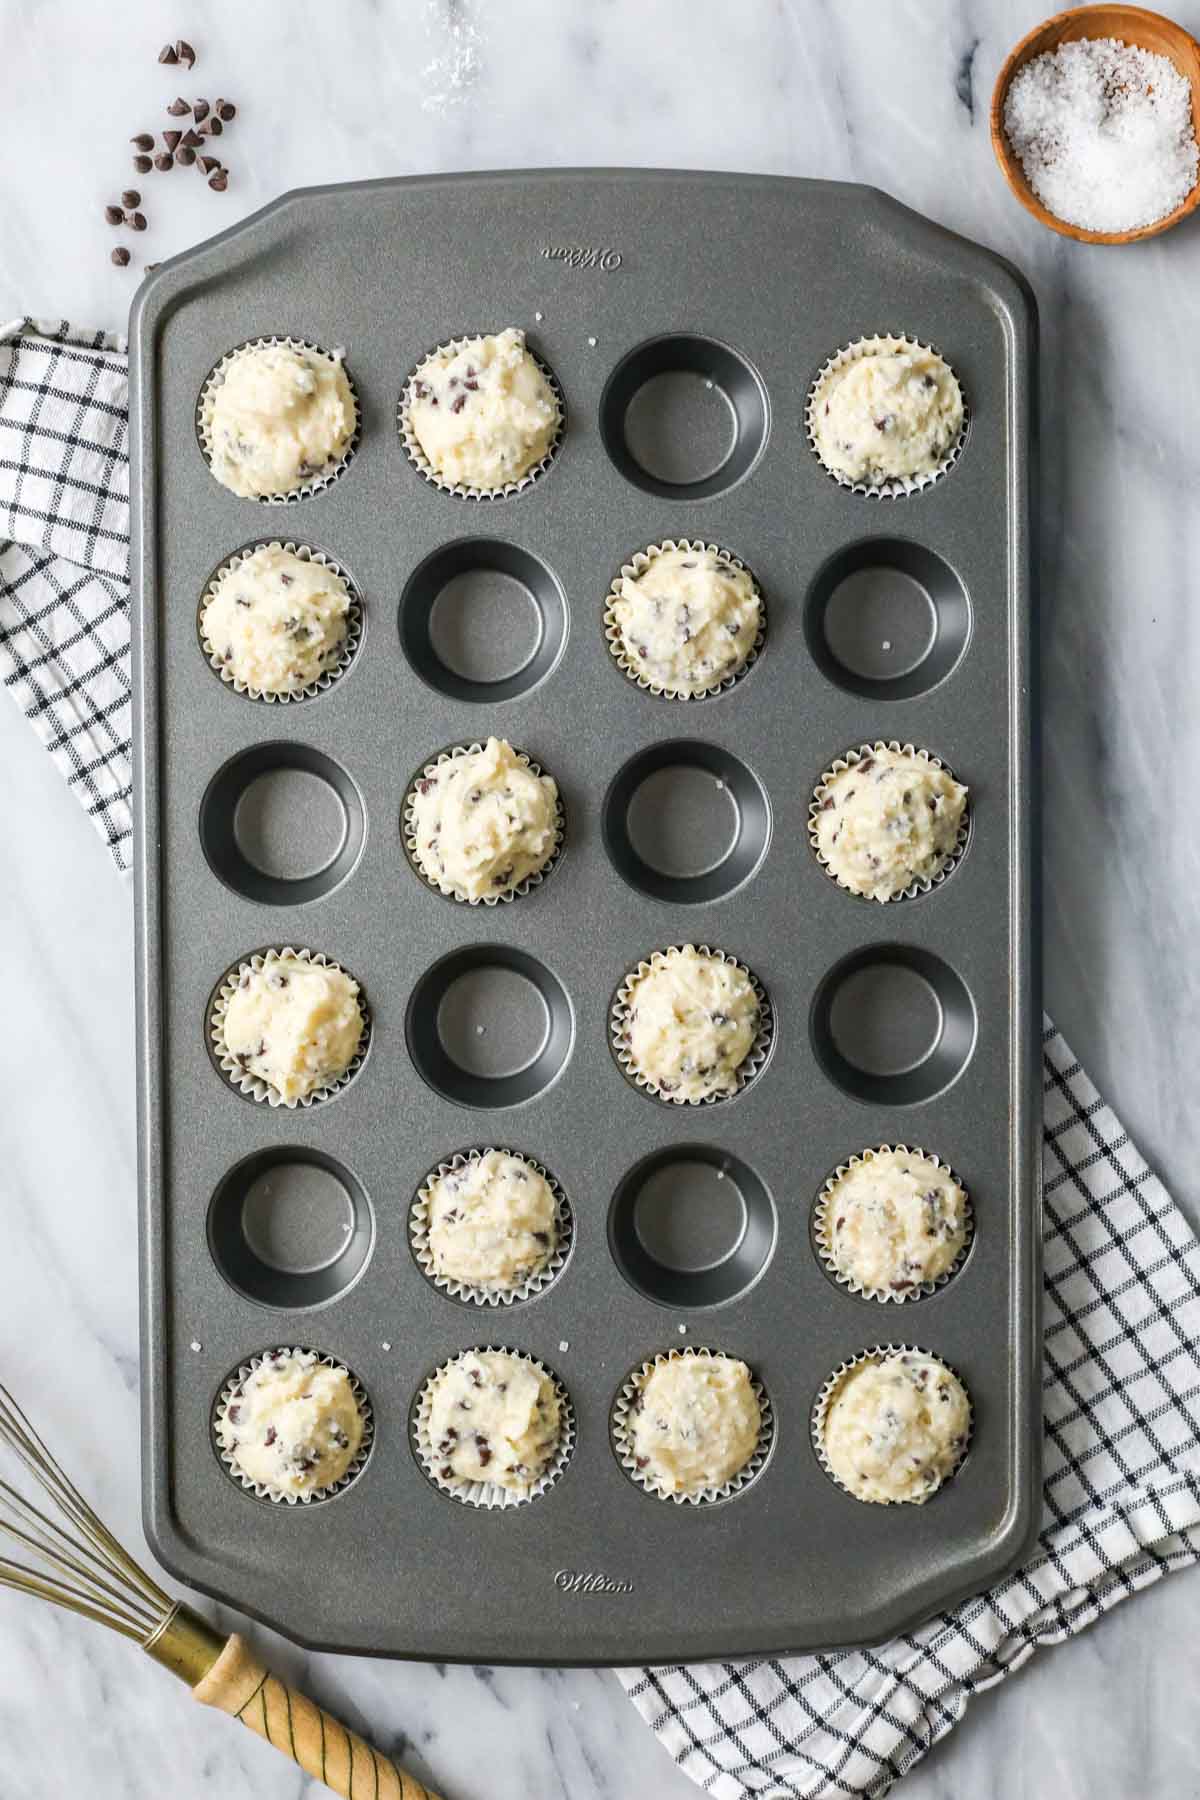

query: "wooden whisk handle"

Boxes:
[154, 1615, 442, 1800]
[192, 1632, 441, 1799]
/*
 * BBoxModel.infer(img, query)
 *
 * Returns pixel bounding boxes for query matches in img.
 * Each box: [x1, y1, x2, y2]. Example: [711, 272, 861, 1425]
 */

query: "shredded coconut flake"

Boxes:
[1004, 37, 1198, 232]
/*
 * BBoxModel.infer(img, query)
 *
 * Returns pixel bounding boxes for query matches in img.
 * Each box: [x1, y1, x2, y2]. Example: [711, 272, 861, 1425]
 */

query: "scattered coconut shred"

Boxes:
[1004, 37, 1199, 232]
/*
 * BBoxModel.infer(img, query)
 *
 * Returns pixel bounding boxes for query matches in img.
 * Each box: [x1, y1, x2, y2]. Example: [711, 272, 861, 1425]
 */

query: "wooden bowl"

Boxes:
[991, 4, 1200, 243]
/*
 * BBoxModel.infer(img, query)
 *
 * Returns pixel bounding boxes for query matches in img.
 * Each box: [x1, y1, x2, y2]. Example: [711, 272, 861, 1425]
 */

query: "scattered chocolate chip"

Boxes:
[157, 43, 178, 64]
[176, 39, 196, 68]
[104, 204, 124, 225]
[163, 129, 181, 151]
[110, 246, 131, 267]
[264, 1426, 276, 1446]
[132, 154, 153, 173]
[153, 152, 174, 171]
[181, 128, 203, 148]
[175, 145, 196, 166]
[200, 115, 223, 136]
[127, 211, 147, 232]
[192, 98, 210, 122]
[208, 170, 228, 192]
[166, 96, 190, 116]
[215, 98, 236, 120]
[130, 132, 154, 150]
[196, 153, 220, 174]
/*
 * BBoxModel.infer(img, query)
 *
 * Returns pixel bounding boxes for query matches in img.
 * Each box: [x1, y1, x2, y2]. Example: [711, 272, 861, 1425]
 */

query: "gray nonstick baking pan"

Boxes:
[131, 169, 1041, 1665]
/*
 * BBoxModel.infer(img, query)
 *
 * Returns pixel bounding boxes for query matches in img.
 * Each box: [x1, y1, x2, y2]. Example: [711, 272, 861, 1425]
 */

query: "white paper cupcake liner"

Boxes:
[397, 332, 564, 500]
[196, 539, 363, 703]
[811, 1145, 974, 1304]
[805, 333, 969, 499]
[611, 1348, 774, 1506]
[208, 946, 370, 1108]
[411, 1347, 575, 1509]
[603, 538, 766, 701]
[213, 1346, 374, 1506]
[811, 1343, 973, 1506]
[401, 742, 565, 905]
[196, 336, 361, 504]
[409, 1148, 573, 1307]
[808, 740, 970, 903]
[610, 944, 773, 1106]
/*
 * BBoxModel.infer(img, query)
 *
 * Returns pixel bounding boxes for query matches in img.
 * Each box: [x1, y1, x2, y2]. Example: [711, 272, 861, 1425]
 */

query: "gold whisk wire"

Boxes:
[0, 1382, 441, 1799]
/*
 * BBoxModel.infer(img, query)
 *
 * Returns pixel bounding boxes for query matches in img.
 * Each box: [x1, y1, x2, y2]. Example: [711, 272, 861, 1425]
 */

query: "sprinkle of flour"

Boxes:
[1004, 37, 1198, 231]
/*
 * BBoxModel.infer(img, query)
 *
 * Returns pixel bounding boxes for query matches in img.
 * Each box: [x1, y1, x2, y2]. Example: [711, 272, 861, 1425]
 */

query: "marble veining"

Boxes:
[2, 0, 1200, 1794]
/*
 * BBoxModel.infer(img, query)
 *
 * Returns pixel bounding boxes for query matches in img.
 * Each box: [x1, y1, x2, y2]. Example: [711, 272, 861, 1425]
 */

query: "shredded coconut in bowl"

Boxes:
[1004, 36, 1199, 233]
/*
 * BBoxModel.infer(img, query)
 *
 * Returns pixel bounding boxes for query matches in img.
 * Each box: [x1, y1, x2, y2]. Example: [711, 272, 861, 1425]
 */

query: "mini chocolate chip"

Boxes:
[216, 98, 236, 120]
[208, 170, 228, 192]
[533, 1231, 550, 1246]
[176, 40, 196, 68]
[201, 115, 223, 136]
[449, 391, 467, 413]
[130, 132, 154, 150]
[127, 211, 147, 231]
[227, 1404, 242, 1424]
[278, 571, 293, 586]
[196, 154, 220, 174]
[158, 43, 178, 63]
[153, 152, 173, 171]
[110, 246, 131, 267]
[181, 127, 203, 147]
[104, 204, 124, 225]
[163, 129, 181, 151]
[176, 145, 196, 165]
[132, 154, 153, 173]
[166, 96, 190, 116]
[192, 98, 210, 122]
[264, 1426, 276, 1447]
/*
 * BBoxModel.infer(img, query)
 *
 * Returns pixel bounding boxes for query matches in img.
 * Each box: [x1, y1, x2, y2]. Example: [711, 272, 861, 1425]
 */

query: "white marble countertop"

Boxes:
[3, 1, 1200, 1795]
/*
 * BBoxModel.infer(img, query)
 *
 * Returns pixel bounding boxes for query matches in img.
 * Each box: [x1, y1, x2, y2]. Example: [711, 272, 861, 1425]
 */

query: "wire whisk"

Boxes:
[0, 1385, 440, 1799]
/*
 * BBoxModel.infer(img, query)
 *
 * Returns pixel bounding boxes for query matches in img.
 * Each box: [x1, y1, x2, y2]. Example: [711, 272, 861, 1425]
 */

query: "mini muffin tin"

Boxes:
[131, 170, 1040, 1664]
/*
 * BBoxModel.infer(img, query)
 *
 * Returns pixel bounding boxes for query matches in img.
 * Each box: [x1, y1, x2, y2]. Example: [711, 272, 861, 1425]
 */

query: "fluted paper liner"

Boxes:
[812, 1144, 974, 1304]
[401, 741, 565, 905]
[603, 538, 765, 700]
[197, 539, 363, 703]
[208, 946, 370, 1108]
[812, 1343, 973, 1506]
[610, 944, 773, 1106]
[412, 1347, 574, 1509]
[808, 740, 970, 903]
[611, 1348, 774, 1506]
[805, 333, 968, 499]
[213, 1346, 374, 1506]
[397, 331, 564, 500]
[197, 336, 361, 503]
[409, 1147, 573, 1307]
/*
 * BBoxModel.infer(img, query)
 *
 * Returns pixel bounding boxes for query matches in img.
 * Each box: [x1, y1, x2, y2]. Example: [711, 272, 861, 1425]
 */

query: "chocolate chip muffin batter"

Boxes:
[201, 544, 351, 694]
[813, 745, 966, 901]
[203, 342, 356, 498]
[820, 1148, 969, 1295]
[610, 546, 761, 695]
[821, 1351, 970, 1504]
[217, 1350, 364, 1498]
[425, 1151, 558, 1292]
[811, 336, 963, 488]
[406, 327, 559, 490]
[623, 946, 760, 1101]
[426, 1350, 562, 1494]
[629, 1353, 761, 1497]
[408, 737, 559, 901]
[219, 952, 364, 1102]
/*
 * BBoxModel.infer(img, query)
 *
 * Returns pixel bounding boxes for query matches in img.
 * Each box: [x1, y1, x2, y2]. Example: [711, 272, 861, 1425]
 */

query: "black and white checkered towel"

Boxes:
[5, 320, 1200, 1799]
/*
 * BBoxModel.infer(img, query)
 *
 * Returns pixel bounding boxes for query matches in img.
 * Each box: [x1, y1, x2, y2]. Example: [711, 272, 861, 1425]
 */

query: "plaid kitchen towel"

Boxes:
[0, 319, 131, 870]
[620, 1025, 1200, 1797]
[6, 320, 1200, 1798]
